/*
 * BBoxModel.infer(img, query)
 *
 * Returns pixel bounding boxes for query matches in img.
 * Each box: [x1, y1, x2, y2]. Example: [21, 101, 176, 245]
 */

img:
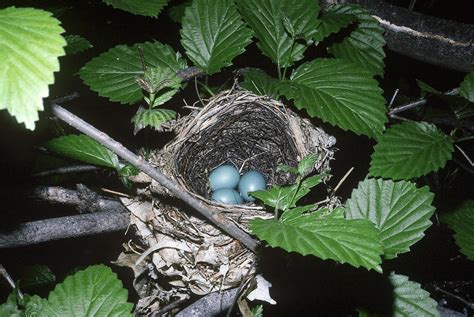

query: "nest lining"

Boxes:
[174, 101, 299, 197]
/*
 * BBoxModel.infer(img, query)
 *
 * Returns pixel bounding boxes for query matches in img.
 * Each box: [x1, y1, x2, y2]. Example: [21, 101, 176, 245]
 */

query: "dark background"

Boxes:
[0, 0, 473, 315]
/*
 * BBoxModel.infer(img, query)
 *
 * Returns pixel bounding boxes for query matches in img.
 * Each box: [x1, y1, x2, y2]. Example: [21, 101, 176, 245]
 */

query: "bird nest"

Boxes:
[116, 89, 337, 315]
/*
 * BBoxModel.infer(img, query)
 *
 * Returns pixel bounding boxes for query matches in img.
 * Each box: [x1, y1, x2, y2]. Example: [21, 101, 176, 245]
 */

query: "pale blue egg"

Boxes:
[239, 171, 266, 202]
[211, 188, 243, 205]
[209, 165, 240, 191]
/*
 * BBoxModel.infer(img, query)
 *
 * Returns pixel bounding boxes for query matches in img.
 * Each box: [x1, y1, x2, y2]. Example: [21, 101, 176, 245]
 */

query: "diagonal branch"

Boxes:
[50, 103, 259, 253]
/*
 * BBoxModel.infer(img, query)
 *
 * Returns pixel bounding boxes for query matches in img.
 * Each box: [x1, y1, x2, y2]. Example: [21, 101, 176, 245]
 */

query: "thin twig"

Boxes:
[32, 165, 101, 177]
[455, 145, 474, 167]
[50, 103, 259, 253]
[195, 76, 205, 107]
[388, 88, 460, 116]
[0, 265, 23, 301]
[388, 88, 399, 108]
[150, 297, 189, 317]
[333, 167, 354, 194]
[434, 286, 474, 309]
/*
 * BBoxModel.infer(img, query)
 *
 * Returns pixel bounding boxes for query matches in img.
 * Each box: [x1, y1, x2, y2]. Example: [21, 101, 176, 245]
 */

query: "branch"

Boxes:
[32, 165, 101, 177]
[0, 210, 129, 249]
[321, 0, 474, 72]
[175, 288, 238, 317]
[50, 103, 259, 253]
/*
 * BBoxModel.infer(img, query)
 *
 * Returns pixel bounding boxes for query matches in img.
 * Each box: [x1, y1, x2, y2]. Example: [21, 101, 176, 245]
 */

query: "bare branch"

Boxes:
[50, 103, 259, 253]
[321, 0, 474, 72]
[32, 165, 101, 178]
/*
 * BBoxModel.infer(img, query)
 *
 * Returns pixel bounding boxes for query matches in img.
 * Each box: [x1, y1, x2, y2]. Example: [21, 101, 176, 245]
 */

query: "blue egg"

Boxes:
[209, 165, 240, 191]
[239, 171, 266, 202]
[211, 189, 243, 205]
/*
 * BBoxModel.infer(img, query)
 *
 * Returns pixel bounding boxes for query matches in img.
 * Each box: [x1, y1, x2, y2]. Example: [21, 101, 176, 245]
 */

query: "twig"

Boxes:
[434, 286, 474, 309]
[32, 165, 101, 177]
[50, 103, 259, 253]
[333, 167, 354, 194]
[150, 297, 189, 317]
[455, 145, 474, 167]
[388, 88, 399, 108]
[388, 88, 459, 116]
[0, 264, 23, 301]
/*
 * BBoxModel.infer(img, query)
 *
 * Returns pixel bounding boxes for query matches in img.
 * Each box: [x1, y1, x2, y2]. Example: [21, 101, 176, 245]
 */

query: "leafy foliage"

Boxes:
[64, 34, 93, 55]
[47, 134, 120, 169]
[180, 0, 252, 74]
[102, 0, 169, 17]
[388, 273, 440, 316]
[0, 7, 66, 130]
[280, 58, 387, 138]
[80, 41, 187, 104]
[460, 70, 474, 102]
[252, 174, 324, 211]
[251, 214, 383, 272]
[346, 178, 436, 259]
[18, 265, 56, 289]
[131, 108, 177, 134]
[167, 0, 191, 23]
[327, 4, 386, 77]
[313, 11, 356, 43]
[369, 122, 454, 180]
[441, 200, 474, 261]
[237, 0, 319, 68]
[39, 265, 133, 316]
[241, 69, 281, 99]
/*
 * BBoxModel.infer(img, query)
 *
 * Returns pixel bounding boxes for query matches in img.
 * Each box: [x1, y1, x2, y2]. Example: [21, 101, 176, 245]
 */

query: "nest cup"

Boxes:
[121, 89, 336, 313]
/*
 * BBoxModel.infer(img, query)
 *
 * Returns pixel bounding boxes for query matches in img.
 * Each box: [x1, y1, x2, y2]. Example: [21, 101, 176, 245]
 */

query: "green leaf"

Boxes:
[238, 0, 319, 68]
[251, 215, 383, 271]
[102, 0, 169, 17]
[241, 69, 281, 99]
[167, 0, 191, 23]
[80, 41, 187, 105]
[64, 34, 92, 55]
[0, 7, 66, 130]
[47, 134, 120, 169]
[18, 265, 56, 289]
[252, 174, 324, 211]
[180, 0, 252, 74]
[460, 70, 474, 102]
[251, 305, 264, 317]
[131, 108, 177, 134]
[0, 293, 21, 317]
[346, 178, 436, 259]
[327, 4, 386, 77]
[280, 58, 387, 139]
[441, 200, 474, 261]
[389, 273, 440, 316]
[39, 265, 133, 316]
[369, 122, 454, 180]
[297, 153, 317, 175]
[313, 12, 356, 43]
[416, 79, 440, 96]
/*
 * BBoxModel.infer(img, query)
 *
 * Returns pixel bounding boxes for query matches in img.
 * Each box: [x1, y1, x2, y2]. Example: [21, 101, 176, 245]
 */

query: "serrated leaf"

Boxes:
[103, 0, 169, 17]
[460, 70, 474, 102]
[131, 108, 176, 134]
[238, 0, 319, 68]
[441, 200, 474, 261]
[47, 134, 120, 169]
[241, 69, 281, 99]
[369, 122, 454, 180]
[252, 174, 324, 211]
[416, 79, 440, 96]
[18, 265, 56, 289]
[64, 34, 92, 55]
[24, 294, 48, 316]
[251, 215, 383, 271]
[327, 4, 386, 77]
[313, 12, 357, 43]
[167, 0, 191, 23]
[389, 273, 439, 316]
[39, 265, 133, 316]
[346, 178, 436, 259]
[280, 58, 387, 139]
[0, 293, 21, 317]
[297, 153, 317, 175]
[180, 0, 252, 74]
[0, 7, 66, 130]
[80, 41, 187, 104]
